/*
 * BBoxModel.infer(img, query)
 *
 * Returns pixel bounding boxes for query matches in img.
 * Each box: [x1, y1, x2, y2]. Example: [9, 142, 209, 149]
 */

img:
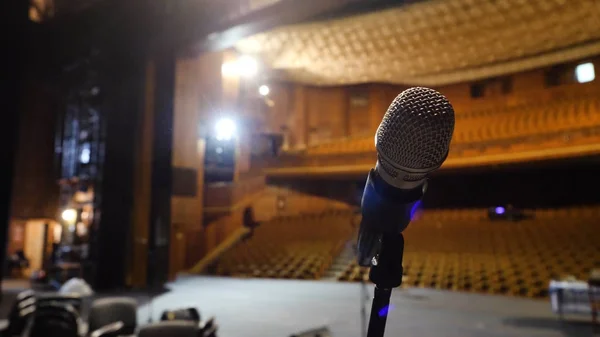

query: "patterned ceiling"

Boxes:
[235, 0, 600, 86]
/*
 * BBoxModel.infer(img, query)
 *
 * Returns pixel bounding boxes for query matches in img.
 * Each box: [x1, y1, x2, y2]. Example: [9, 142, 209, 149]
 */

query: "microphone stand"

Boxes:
[366, 233, 405, 337]
[352, 211, 369, 337]
[360, 275, 368, 337]
[358, 168, 419, 337]
[353, 241, 368, 337]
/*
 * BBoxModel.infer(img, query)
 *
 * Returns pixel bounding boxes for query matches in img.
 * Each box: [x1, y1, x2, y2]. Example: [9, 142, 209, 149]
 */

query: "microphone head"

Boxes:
[375, 87, 455, 185]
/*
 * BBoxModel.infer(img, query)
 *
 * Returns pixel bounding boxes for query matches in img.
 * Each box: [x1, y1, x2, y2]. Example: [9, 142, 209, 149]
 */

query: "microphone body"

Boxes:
[357, 169, 424, 266]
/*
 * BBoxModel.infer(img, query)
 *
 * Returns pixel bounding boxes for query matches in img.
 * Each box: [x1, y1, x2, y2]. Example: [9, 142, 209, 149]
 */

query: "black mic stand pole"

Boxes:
[358, 168, 422, 337]
[365, 233, 404, 337]
[352, 212, 369, 337]
[360, 274, 368, 337]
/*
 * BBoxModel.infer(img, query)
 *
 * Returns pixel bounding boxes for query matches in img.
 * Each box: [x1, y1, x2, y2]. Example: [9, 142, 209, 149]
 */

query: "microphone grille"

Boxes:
[376, 87, 455, 171]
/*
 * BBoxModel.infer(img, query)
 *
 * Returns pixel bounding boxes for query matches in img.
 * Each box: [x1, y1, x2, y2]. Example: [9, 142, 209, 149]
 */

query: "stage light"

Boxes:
[221, 55, 258, 78]
[237, 55, 258, 78]
[495, 206, 505, 215]
[80, 143, 91, 164]
[259, 85, 270, 96]
[61, 209, 77, 223]
[576, 62, 595, 83]
[215, 118, 236, 141]
[221, 61, 238, 78]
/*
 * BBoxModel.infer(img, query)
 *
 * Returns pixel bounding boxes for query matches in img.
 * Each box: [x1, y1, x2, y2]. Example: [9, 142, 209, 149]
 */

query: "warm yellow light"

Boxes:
[61, 209, 77, 223]
[237, 55, 258, 78]
[221, 55, 258, 78]
[221, 61, 238, 78]
[76, 222, 87, 236]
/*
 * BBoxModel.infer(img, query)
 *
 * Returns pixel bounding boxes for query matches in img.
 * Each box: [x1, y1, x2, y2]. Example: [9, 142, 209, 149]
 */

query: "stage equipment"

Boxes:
[290, 326, 332, 337]
[160, 307, 218, 337]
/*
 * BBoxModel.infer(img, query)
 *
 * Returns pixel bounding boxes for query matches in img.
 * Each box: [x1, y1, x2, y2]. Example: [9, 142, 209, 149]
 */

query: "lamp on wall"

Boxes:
[259, 85, 270, 96]
[61, 209, 77, 224]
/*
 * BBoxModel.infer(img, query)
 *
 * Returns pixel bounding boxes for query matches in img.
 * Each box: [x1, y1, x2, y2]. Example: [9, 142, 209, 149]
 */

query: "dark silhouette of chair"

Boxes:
[89, 321, 125, 337]
[7, 250, 30, 277]
[1, 289, 36, 336]
[160, 307, 200, 323]
[138, 321, 198, 337]
[29, 302, 79, 337]
[37, 293, 83, 314]
[589, 271, 600, 333]
[160, 307, 218, 337]
[88, 297, 137, 336]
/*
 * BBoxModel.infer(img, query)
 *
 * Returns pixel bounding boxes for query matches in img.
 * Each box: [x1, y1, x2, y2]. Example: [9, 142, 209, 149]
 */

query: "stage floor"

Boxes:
[138, 276, 592, 337]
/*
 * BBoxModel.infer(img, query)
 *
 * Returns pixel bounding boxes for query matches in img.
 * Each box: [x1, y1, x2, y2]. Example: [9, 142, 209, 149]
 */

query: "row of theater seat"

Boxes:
[339, 209, 600, 298]
[3, 290, 217, 337]
[454, 96, 600, 143]
[214, 210, 354, 279]
[302, 95, 600, 156]
[214, 207, 599, 299]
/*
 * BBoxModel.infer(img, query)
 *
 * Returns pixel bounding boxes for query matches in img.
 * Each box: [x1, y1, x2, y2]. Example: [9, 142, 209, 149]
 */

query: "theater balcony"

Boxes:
[257, 81, 600, 178]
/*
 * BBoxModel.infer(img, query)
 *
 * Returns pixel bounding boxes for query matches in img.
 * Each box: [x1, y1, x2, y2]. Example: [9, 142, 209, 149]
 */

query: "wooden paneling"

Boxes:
[170, 54, 205, 278]
[267, 57, 600, 154]
[172, 167, 198, 197]
[11, 78, 59, 220]
[306, 87, 347, 144]
[23, 220, 45, 276]
[7, 220, 26, 254]
[291, 85, 308, 149]
[249, 184, 352, 223]
[268, 84, 293, 139]
[204, 175, 265, 209]
[130, 60, 156, 288]
[197, 52, 225, 121]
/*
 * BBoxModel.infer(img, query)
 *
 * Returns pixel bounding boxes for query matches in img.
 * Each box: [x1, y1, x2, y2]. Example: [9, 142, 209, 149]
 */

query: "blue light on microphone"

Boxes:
[410, 200, 422, 220]
[378, 304, 395, 317]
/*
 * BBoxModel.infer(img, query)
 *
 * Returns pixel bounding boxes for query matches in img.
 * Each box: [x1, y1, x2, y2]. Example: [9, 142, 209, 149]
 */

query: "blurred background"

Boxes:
[2, 0, 600, 336]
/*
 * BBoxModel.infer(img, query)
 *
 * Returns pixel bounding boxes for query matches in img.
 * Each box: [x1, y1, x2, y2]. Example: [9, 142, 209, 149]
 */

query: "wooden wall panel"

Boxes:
[267, 56, 600, 152]
[305, 87, 347, 144]
[170, 55, 205, 278]
[249, 184, 352, 223]
[11, 78, 59, 220]
[268, 84, 292, 137]
[130, 61, 156, 287]
[291, 85, 307, 149]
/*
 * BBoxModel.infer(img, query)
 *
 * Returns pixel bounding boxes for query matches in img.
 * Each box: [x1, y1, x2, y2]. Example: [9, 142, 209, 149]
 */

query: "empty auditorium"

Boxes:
[2, 0, 600, 336]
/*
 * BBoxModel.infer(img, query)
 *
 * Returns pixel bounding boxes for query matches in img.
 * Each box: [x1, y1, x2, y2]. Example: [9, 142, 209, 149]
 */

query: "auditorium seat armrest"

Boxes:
[89, 321, 124, 337]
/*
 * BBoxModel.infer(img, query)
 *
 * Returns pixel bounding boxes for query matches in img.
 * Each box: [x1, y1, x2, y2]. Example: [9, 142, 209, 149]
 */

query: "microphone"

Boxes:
[357, 87, 455, 337]
[357, 86, 455, 265]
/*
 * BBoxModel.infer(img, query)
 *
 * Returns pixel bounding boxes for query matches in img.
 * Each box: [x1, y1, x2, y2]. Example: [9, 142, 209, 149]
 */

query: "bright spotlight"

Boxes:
[61, 209, 77, 223]
[576, 62, 595, 83]
[215, 118, 236, 141]
[221, 61, 238, 78]
[237, 55, 258, 78]
[259, 85, 270, 96]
